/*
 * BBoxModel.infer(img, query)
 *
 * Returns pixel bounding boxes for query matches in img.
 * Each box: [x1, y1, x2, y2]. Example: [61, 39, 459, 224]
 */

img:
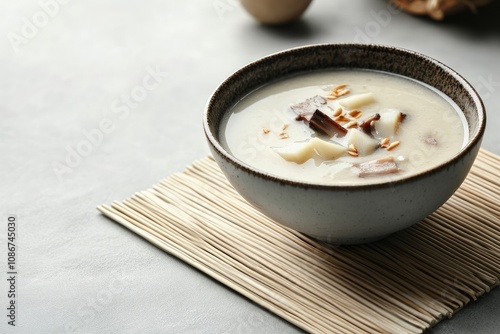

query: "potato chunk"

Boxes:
[374, 109, 404, 138]
[339, 92, 374, 109]
[273, 141, 311, 164]
[309, 137, 346, 160]
[273, 138, 346, 164]
[348, 129, 379, 156]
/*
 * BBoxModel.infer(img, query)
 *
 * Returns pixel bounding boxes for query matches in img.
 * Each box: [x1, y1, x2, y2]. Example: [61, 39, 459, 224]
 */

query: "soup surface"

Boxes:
[220, 70, 467, 185]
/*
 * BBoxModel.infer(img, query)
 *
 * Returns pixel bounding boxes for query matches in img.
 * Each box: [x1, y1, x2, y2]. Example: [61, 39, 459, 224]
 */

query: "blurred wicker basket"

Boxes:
[392, 0, 493, 20]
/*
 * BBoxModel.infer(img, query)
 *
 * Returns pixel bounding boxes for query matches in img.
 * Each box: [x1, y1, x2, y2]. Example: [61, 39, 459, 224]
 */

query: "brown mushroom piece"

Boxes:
[359, 113, 381, 135]
[354, 156, 399, 178]
[307, 109, 348, 138]
[290, 95, 327, 121]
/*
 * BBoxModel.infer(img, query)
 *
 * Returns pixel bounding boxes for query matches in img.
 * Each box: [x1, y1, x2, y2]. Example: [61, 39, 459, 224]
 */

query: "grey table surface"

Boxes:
[1, 1, 499, 333]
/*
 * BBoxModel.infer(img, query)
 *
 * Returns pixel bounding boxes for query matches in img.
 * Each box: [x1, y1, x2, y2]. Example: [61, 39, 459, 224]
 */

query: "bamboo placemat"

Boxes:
[98, 149, 500, 334]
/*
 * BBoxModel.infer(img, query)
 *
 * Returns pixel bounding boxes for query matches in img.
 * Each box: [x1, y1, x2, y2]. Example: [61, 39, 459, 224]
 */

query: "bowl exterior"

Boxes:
[209, 138, 481, 244]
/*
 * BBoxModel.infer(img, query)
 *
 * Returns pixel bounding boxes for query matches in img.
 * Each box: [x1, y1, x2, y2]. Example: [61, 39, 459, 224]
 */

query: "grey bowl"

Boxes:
[203, 44, 486, 244]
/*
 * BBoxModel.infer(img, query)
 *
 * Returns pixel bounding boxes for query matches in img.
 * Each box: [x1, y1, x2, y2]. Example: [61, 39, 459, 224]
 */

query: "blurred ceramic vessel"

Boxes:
[240, 0, 313, 25]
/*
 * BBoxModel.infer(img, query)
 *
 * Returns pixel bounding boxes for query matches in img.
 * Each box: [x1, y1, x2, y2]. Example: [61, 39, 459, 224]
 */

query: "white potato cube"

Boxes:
[374, 109, 403, 138]
[348, 129, 379, 156]
[273, 141, 311, 164]
[339, 92, 374, 109]
[309, 137, 346, 160]
[273, 138, 346, 164]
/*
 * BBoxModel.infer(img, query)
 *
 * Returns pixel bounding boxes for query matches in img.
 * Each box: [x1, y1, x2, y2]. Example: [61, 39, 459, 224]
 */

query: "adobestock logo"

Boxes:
[63, 270, 131, 333]
[474, 74, 499, 100]
[235, 109, 291, 162]
[51, 65, 168, 181]
[212, 0, 238, 21]
[353, 4, 402, 43]
[6, 0, 73, 53]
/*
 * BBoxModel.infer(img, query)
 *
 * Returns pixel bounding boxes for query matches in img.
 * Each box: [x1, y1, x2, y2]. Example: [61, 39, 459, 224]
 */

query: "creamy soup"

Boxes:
[220, 70, 467, 185]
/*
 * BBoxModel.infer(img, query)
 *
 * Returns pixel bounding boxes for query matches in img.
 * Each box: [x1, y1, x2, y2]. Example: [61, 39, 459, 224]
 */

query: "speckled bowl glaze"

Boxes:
[203, 44, 486, 244]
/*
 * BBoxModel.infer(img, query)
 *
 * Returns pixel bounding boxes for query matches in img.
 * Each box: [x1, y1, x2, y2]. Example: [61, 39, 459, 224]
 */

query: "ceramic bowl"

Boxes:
[203, 44, 486, 244]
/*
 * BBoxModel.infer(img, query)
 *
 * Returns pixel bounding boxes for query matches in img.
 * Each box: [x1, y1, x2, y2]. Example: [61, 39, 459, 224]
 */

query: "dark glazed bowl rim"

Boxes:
[203, 43, 486, 190]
